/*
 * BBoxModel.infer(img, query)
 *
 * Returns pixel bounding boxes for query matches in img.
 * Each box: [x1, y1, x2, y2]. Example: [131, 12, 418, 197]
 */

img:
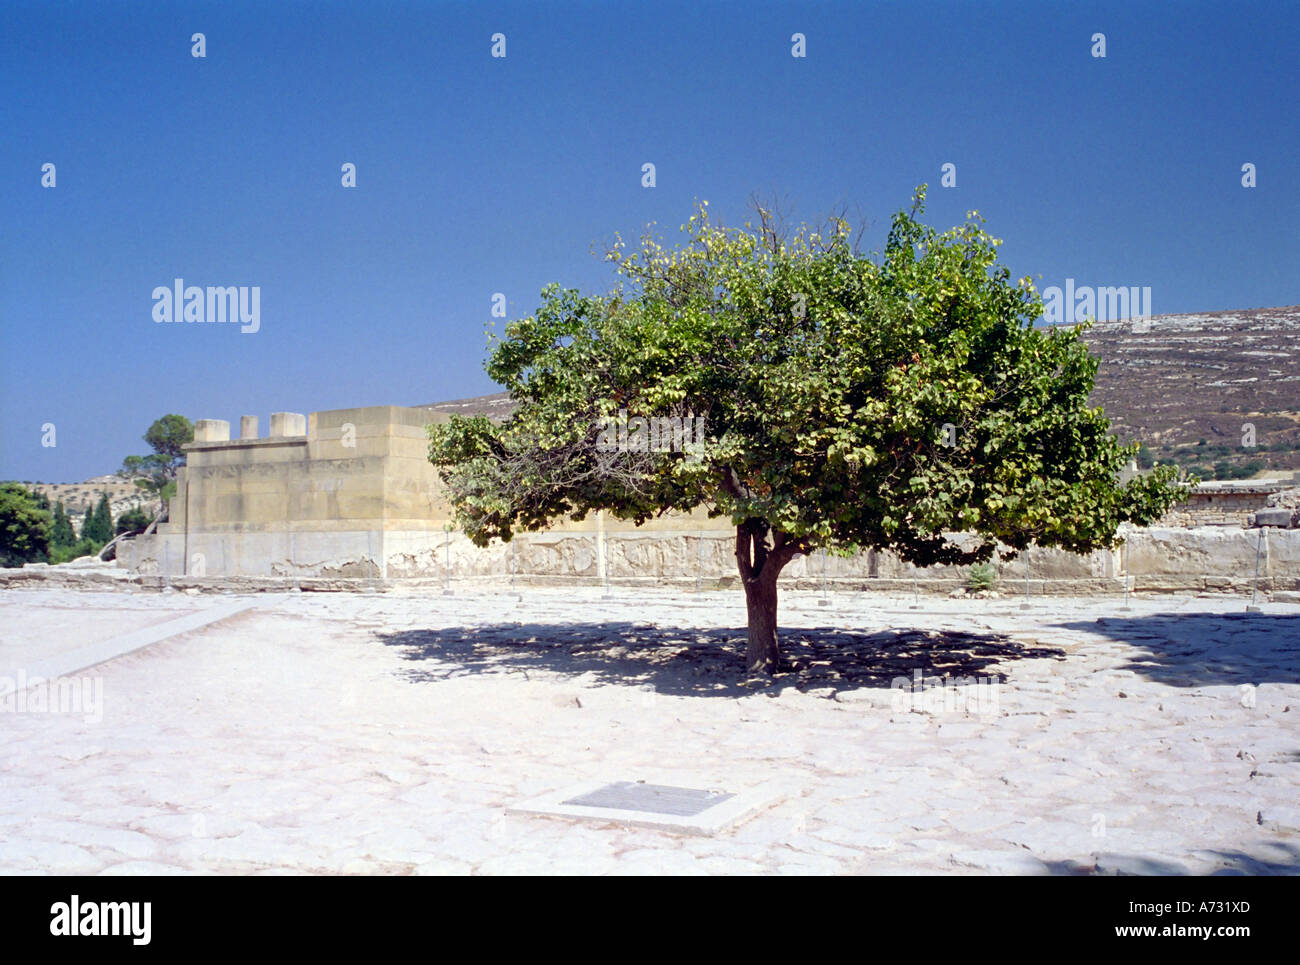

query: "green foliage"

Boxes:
[430, 188, 1185, 571]
[966, 561, 997, 592]
[120, 414, 193, 504]
[144, 414, 194, 464]
[1135, 443, 1154, 469]
[50, 501, 76, 547]
[115, 506, 152, 536]
[48, 537, 103, 565]
[0, 483, 53, 567]
[84, 492, 114, 544]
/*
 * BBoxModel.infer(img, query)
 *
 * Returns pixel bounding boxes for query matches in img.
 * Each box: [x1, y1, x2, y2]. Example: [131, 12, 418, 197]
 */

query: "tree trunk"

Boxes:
[743, 567, 781, 674]
[735, 519, 802, 674]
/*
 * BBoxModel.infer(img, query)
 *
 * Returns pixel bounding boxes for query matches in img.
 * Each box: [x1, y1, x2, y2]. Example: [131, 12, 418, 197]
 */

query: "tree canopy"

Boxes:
[120, 414, 193, 508]
[428, 189, 1184, 672]
[0, 483, 52, 567]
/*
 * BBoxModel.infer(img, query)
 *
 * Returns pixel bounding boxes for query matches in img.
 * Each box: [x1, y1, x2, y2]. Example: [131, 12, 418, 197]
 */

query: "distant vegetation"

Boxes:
[0, 484, 52, 567]
[0, 483, 118, 567]
[1133, 437, 1297, 481]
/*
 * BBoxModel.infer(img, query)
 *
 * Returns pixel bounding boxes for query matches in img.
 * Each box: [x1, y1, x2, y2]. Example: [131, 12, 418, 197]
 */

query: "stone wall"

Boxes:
[116, 524, 1300, 598]
[112, 402, 1298, 596]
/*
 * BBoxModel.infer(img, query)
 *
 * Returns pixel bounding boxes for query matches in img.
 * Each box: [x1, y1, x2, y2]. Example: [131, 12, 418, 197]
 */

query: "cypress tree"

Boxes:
[51, 501, 76, 547]
[81, 505, 94, 541]
[86, 493, 114, 544]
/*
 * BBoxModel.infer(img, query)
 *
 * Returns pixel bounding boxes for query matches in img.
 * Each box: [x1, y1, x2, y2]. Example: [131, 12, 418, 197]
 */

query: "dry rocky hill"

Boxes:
[25, 478, 156, 536]
[1075, 305, 1300, 477]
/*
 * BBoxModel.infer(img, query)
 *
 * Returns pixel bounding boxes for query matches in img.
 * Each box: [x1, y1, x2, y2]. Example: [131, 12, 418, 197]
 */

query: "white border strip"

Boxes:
[0, 598, 261, 698]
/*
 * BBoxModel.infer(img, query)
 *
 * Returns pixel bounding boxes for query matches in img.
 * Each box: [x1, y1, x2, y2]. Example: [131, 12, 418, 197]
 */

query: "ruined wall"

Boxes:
[114, 404, 1299, 595]
[117, 524, 1300, 597]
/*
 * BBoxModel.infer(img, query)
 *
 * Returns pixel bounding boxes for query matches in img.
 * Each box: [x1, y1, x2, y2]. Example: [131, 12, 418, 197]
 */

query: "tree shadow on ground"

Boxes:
[1056, 612, 1300, 688]
[375, 622, 1066, 698]
[1042, 839, 1300, 875]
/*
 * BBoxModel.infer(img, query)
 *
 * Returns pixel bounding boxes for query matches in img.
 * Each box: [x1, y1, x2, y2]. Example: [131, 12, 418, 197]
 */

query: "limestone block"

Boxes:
[1253, 509, 1296, 528]
[193, 419, 230, 442]
[269, 412, 307, 437]
[240, 415, 259, 440]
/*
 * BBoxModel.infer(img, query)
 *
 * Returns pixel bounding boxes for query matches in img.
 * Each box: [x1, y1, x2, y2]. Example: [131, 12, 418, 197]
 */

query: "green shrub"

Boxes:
[966, 562, 997, 592]
[0, 483, 52, 567]
[48, 538, 103, 565]
[115, 507, 151, 536]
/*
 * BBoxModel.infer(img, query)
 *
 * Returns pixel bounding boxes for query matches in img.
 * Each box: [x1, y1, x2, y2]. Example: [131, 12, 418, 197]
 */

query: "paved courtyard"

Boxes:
[1, 584, 1297, 875]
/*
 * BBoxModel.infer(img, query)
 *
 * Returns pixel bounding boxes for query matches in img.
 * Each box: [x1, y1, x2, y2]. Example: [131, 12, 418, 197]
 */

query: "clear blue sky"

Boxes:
[2, 0, 1296, 482]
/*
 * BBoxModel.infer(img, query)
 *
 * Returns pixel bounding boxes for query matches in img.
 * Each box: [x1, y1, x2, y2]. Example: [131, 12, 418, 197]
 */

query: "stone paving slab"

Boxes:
[0, 585, 1297, 875]
[0, 594, 261, 699]
[0, 594, 206, 675]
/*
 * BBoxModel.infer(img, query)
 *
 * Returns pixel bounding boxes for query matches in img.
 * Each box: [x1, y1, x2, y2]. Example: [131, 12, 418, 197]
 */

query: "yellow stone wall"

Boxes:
[168, 404, 714, 538]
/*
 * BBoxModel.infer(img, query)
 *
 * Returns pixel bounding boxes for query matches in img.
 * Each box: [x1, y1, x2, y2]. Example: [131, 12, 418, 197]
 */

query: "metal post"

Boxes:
[1122, 533, 1131, 610]
[601, 531, 612, 600]
[162, 542, 172, 594]
[1248, 527, 1266, 612]
[442, 527, 452, 595]
[909, 570, 919, 609]
[222, 537, 231, 594]
[1019, 547, 1032, 610]
[818, 547, 829, 606]
[696, 531, 703, 594]
[290, 530, 300, 592]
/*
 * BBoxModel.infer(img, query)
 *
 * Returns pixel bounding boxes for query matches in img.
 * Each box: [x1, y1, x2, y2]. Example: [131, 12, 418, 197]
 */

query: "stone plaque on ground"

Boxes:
[563, 782, 735, 817]
[510, 778, 779, 835]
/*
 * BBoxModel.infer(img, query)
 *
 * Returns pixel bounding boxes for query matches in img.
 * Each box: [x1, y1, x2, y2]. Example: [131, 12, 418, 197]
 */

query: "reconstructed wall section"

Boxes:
[117, 404, 1300, 596]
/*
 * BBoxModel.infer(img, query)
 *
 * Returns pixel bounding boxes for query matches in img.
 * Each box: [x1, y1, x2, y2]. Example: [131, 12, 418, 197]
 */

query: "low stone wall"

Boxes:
[111, 525, 1300, 597]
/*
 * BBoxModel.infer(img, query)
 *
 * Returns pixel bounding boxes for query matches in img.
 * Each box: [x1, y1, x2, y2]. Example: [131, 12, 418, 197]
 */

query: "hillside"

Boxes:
[24, 477, 155, 536]
[1075, 305, 1300, 477]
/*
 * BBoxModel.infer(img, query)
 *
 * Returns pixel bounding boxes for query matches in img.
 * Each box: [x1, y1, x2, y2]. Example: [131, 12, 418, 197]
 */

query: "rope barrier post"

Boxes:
[222, 537, 231, 594]
[1248, 526, 1266, 612]
[601, 531, 613, 601]
[1121, 530, 1132, 611]
[442, 526, 452, 596]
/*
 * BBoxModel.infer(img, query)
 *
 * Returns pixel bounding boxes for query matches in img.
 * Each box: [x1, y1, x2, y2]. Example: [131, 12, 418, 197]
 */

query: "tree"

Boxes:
[119, 414, 193, 511]
[50, 501, 76, 547]
[0, 484, 52, 567]
[85, 492, 114, 544]
[428, 189, 1185, 674]
[115, 506, 151, 537]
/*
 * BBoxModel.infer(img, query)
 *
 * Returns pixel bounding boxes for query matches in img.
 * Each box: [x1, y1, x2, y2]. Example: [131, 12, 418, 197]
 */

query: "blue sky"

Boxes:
[2, 0, 1296, 482]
